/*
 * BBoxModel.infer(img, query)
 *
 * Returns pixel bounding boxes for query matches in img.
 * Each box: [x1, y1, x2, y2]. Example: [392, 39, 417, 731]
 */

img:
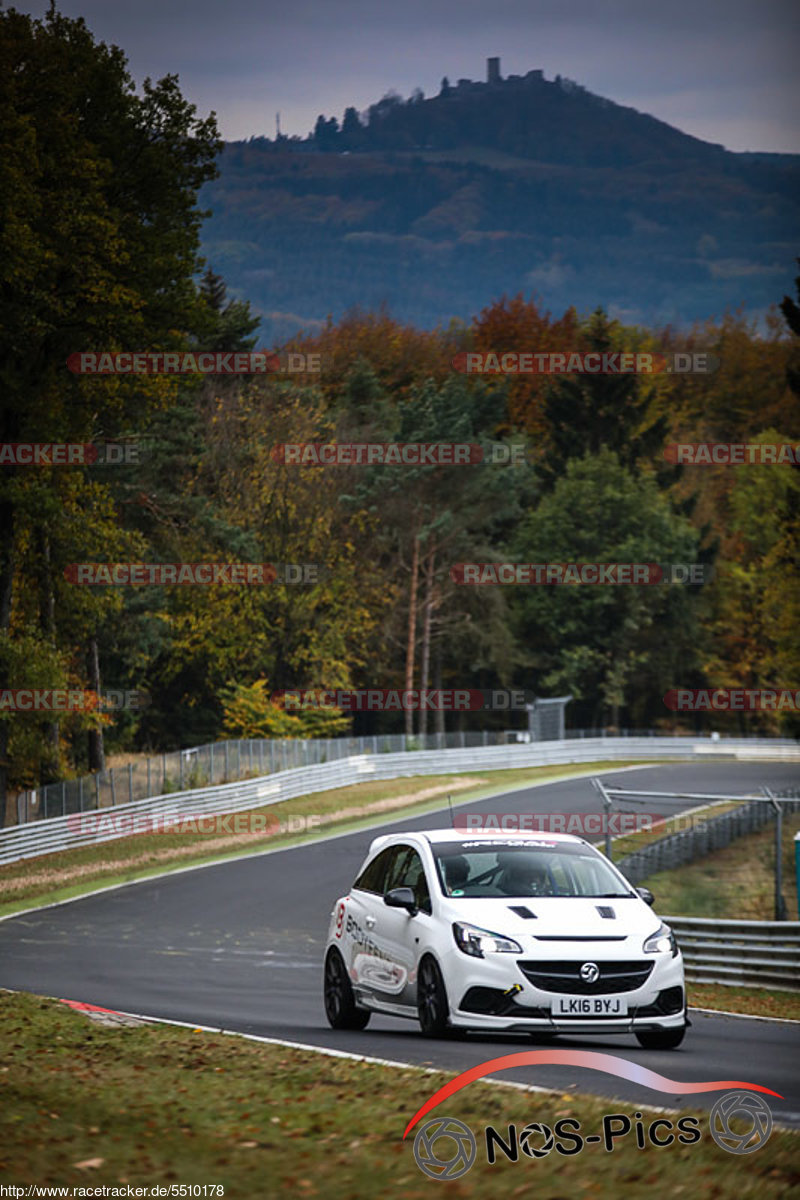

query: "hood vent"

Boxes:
[596, 906, 616, 919]
[508, 905, 537, 919]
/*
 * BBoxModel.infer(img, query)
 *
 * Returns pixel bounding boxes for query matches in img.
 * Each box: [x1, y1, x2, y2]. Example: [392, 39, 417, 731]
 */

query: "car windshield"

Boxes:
[431, 839, 635, 899]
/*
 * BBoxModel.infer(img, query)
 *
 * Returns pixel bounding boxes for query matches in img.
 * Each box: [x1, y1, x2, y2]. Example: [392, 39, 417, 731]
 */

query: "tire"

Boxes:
[635, 1025, 686, 1050]
[417, 955, 450, 1036]
[324, 948, 370, 1030]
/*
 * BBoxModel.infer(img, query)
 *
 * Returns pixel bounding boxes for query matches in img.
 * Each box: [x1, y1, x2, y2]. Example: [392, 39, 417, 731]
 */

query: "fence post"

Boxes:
[180, 752, 184, 790]
[110, 770, 116, 807]
[763, 788, 787, 921]
[79, 776, 84, 812]
[128, 763, 134, 804]
[592, 778, 614, 860]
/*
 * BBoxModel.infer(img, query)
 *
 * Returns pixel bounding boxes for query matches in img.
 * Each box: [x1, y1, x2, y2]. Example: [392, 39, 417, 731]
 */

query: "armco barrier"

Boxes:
[15, 728, 800, 824]
[664, 916, 800, 992]
[1, 735, 798, 867]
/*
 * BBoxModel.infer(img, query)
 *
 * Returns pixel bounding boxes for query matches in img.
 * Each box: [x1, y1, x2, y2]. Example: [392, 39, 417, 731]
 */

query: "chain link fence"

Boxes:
[11, 729, 800, 827]
[616, 789, 800, 885]
[12, 731, 514, 824]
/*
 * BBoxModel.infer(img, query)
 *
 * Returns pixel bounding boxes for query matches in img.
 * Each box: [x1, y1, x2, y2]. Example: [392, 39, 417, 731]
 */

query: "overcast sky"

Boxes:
[15, 0, 800, 152]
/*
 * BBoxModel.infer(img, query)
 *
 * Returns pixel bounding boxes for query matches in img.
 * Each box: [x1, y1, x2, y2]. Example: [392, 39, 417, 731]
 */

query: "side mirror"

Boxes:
[636, 887, 655, 907]
[384, 886, 418, 915]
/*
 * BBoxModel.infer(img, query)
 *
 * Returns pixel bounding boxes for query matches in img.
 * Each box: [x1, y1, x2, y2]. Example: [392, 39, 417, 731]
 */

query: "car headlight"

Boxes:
[452, 921, 522, 958]
[643, 923, 678, 956]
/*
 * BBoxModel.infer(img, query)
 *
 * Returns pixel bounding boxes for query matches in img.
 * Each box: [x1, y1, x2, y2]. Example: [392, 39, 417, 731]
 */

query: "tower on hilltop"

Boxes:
[487, 57, 500, 84]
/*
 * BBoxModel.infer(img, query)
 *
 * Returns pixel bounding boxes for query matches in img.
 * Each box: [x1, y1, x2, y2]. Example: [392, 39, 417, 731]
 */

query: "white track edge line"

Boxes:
[58, 999, 800, 1127]
[688, 1005, 800, 1024]
[63, 999, 687, 1118]
[4, 985, 797, 1127]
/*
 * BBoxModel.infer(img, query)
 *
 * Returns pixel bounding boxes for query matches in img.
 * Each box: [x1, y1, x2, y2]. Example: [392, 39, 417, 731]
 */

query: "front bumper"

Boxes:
[444, 947, 686, 1033]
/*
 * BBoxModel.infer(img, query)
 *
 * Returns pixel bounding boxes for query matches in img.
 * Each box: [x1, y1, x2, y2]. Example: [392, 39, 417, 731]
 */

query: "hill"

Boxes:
[199, 62, 800, 340]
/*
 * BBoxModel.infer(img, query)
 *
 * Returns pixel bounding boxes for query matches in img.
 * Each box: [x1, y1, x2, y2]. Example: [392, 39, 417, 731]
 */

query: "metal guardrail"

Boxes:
[616, 793, 800, 885]
[14, 729, 800, 825]
[664, 916, 800, 992]
[1, 736, 798, 866]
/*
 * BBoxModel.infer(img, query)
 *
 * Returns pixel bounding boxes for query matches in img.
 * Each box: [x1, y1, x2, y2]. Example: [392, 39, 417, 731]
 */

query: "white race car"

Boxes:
[324, 828, 687, 1048]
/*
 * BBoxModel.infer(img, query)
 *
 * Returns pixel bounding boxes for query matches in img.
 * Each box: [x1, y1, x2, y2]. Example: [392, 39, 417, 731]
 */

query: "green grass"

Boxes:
[637, 814, 800, 922]
[0, 761, 654, 918]
[687, 983, 800, 1022]
[1, 992, 797, 1198]
[607, 800, 744, 861]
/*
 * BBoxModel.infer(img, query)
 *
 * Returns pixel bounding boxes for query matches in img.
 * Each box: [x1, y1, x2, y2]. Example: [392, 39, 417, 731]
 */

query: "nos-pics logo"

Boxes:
[412, 1092, 773, 1180]
[413, 1118, 476, 1180]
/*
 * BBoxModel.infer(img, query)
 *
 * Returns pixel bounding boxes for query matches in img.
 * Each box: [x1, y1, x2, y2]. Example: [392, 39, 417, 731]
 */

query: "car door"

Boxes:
[346, 845, 407, 1002]
[375, 845, 435, 1009]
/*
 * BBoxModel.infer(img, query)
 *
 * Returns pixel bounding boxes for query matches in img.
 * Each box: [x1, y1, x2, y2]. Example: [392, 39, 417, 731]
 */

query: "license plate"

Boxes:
[552, 995, 628, 1016]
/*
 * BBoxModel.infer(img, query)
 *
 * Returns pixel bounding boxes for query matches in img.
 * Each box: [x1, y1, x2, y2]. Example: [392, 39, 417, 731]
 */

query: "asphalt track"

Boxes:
[2, 761, 799, 1127]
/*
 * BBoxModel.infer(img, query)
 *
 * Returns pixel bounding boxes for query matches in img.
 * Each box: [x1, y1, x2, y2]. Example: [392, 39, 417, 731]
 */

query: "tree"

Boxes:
[196, 267, 260, 351]
[779, 257, 800, 399]
[700, 437, 800, 736]
[341, 106, 363, 150]
[339, 374, 533, 735]
[536, 309, 672, 489]
[512, 449, 703, 728]
[0, 8, 221, 819]
[313, 114, 339, 150]
[221, 679, 349, 739]
[471, 295, 580, 437]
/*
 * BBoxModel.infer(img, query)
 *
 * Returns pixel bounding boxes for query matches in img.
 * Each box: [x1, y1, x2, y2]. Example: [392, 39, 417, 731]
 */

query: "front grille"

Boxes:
[518, 960, 654, 994]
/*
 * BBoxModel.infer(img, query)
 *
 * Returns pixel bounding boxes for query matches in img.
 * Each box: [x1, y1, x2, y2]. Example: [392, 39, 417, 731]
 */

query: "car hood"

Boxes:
[441, 895, 662, 943]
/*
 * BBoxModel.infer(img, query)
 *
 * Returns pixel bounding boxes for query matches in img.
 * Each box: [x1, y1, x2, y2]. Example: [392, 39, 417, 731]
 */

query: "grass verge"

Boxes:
[607, 799, 745, 861]
[0, 760, 652, 918]
[637, 814, 800, 922]
[1, 992, 797, 1198]
[687, 983, 800, 1021]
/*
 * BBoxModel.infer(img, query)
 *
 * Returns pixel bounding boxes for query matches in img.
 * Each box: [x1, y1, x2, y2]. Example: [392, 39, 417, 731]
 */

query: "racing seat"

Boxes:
[442, 855, 470, 894]
[497, 859, 552, 897]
